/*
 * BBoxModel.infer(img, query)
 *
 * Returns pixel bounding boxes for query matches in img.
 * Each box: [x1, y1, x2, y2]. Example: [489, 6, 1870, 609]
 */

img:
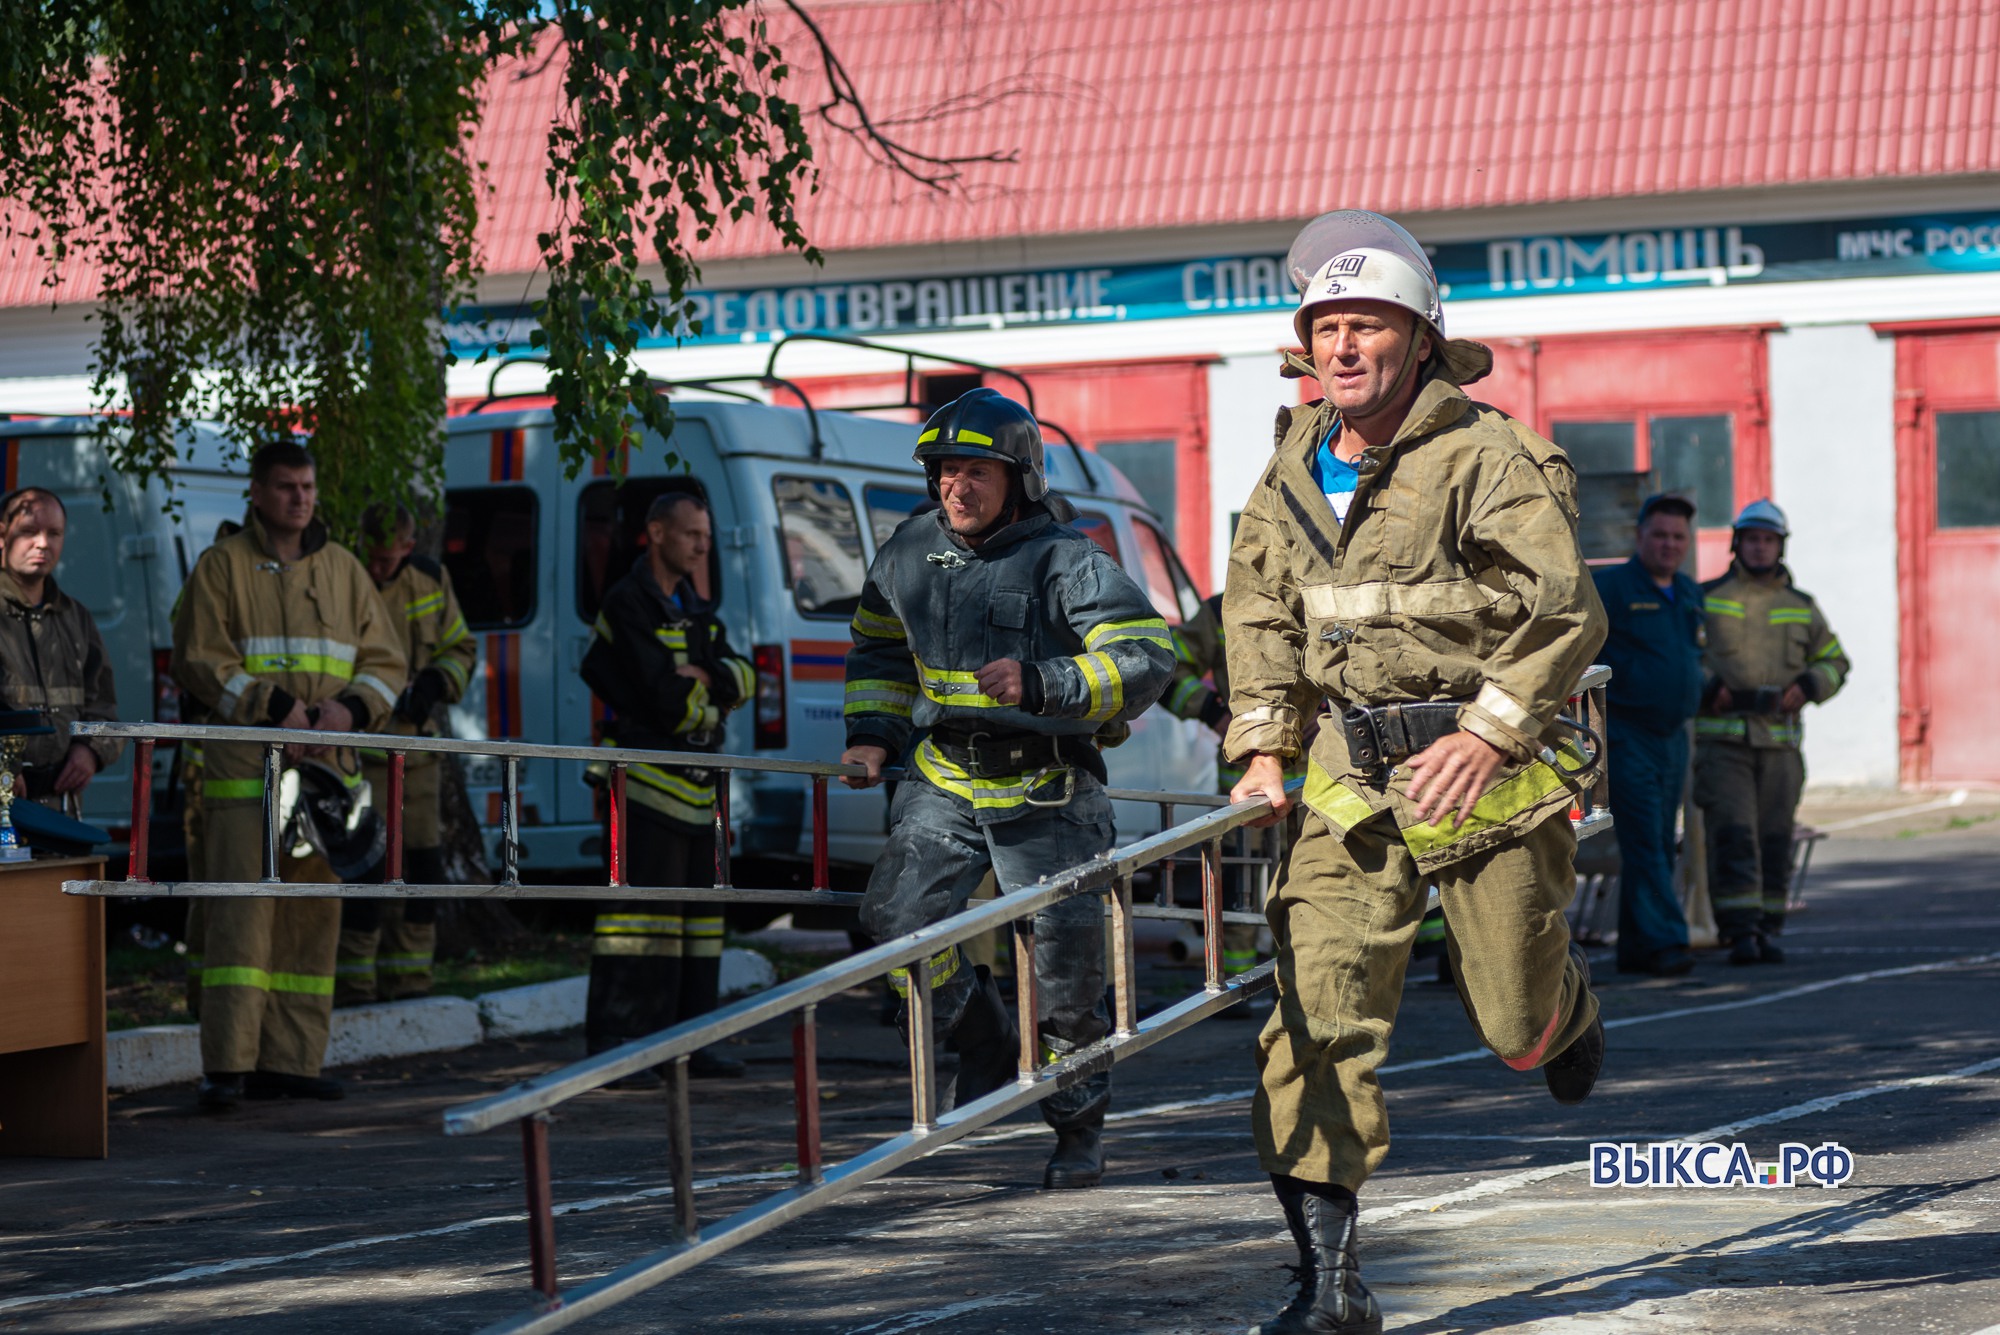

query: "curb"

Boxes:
[107, 945, 779, 1093]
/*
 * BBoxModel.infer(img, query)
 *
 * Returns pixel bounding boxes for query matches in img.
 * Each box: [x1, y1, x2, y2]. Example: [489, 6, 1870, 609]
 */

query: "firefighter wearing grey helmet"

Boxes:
[842, 386, 1175, 1190]
[1696, 496, 1847, 966]
[1228, 208, 1608, 1335]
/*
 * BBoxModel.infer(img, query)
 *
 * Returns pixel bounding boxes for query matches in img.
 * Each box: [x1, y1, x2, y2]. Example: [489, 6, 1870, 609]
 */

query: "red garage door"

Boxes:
[1011, 358, 1214, 590]
[1888, 322, 2000, 787]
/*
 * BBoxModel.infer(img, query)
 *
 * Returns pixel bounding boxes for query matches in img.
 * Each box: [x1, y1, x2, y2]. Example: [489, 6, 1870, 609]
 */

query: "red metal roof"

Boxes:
[7, 0, 1998, 308]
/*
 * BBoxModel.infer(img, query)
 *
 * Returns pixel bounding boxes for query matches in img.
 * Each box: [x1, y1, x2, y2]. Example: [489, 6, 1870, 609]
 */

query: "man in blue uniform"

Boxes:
[1592, 494, 1705, 976]
[840, 388, 1175, 1189]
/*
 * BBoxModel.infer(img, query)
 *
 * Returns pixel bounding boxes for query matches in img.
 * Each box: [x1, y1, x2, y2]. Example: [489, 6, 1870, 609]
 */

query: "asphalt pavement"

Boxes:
[3, 802, 1999, 1334]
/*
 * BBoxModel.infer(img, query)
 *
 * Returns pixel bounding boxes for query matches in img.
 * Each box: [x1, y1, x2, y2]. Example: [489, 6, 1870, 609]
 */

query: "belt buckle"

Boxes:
[962, 730, 998, 777]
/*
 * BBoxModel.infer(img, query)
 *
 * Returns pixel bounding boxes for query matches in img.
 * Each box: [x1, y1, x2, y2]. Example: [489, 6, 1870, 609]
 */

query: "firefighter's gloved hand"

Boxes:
[841, 744, 889, 789]
[974, 659, 1026, 707]
[397, 668, 447, 727]
[1780, 682, 1807, 713]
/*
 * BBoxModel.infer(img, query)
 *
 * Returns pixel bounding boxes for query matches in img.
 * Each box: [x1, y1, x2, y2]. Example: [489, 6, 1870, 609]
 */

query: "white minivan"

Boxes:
[0, 389, 1217, 883]
[0, 419, 274, 856]
[438, 391, 1217, 885]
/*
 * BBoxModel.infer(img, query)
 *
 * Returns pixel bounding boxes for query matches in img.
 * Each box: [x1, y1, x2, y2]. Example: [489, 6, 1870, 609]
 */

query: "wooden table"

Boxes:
[0, 854, 106, 1158]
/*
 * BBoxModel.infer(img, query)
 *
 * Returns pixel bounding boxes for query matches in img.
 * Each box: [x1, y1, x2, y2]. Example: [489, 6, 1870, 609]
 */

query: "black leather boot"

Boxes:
[1545, 943, 1605, 1105]
[1043, 1123, 1104, 1189]
[945, 965, 1019, 1109]
[1249, 1176, 1381, 1334]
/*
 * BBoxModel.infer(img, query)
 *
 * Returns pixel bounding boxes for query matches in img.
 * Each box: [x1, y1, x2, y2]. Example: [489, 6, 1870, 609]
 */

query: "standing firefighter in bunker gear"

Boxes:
[580, 492, 756, 1083]
[173, 440, 408, 1110]
[840, 387, 1175, 1190]
[1694, 499, 1848, 965]
[1225, 211, 1608, 1334]
[336, 504, 479, 1004]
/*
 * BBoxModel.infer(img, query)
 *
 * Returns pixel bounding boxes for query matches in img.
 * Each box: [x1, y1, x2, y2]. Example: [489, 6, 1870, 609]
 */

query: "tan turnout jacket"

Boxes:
[1223, 372, 1608, 870]
[1695, 562, 1849, 750]
[363, 556, 476, 769]
[172, 513, 407, 802]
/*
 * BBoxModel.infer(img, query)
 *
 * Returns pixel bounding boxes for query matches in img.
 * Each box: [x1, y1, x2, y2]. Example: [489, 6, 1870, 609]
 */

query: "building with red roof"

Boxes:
[3, 0, 1998, 788]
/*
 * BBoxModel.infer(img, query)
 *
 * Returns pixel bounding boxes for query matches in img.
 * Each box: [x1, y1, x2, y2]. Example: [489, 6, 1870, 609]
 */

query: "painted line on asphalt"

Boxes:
[840, 1292, 1036, 1334]
[1363, 1051, 2000, 1224]
[9, 953, 1997, 1316]
[1813, 789, 1968, 833]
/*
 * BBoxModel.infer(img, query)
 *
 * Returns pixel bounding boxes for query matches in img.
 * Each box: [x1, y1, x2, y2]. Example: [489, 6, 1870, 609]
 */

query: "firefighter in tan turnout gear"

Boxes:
[840, 388, 1175, 1190]
[1226, 212, 1608, 1335]
[1694, 499, 1848, 965]
[173, 441, 408, 1110]
[335, 504, 478, 1004]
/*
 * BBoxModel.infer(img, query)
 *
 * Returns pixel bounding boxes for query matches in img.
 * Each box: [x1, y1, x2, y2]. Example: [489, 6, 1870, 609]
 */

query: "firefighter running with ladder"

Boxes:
[1225, 211, 1609, 1334]
[840, 388, 1175, 1189]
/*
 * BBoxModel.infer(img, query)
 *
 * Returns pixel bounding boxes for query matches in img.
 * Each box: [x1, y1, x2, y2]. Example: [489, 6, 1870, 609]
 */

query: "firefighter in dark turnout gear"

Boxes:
[580, 492, 755, 1082]
[1694, 499, 1848, 965]
[841, 388, 1175, 1190]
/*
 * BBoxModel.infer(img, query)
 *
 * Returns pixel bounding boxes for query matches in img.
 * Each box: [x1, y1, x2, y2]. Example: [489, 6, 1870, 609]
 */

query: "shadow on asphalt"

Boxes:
[1390, 1173, 2000, 1333]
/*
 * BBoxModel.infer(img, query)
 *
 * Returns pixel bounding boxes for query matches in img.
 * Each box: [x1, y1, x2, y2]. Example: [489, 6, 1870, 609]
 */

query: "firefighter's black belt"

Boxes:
[1725, 686, 1788, 716]
[928, 726, 1094, 780]
[1341, 700, 1467, 769]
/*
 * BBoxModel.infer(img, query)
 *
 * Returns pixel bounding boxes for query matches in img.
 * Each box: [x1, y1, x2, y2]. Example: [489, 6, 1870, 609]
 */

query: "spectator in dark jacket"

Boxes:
[1592, 494, 1705, 975]
[0, 488, 121, 809]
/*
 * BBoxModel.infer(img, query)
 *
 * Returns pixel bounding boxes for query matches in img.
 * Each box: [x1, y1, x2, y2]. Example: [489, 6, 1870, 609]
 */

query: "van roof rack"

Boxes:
[764, 333, 1096, 490]
[466, 338, 1094, 485]
[466, 357, 830, 461]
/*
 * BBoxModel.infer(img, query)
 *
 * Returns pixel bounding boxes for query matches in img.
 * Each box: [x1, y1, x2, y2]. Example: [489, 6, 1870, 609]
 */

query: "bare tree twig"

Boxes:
[776, 0, 1022, 191]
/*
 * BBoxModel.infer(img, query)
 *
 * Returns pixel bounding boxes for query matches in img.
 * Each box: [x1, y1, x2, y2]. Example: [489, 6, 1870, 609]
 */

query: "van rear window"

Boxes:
[774, 476, 864, 618]
[444, 487, 538, 629]
[575, 478, 717, 623]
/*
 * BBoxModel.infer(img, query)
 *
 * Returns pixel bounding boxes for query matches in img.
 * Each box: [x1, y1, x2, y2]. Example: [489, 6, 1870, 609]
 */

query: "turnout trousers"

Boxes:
[585, 801, 722, 1053]
[1607, 718, 1692, 968]
[337, 756, 444, 1004]
[1255, 809, 1596, 1191]
[861, 773, 1115, 1131]
[185, 801, 340, 1078]
[1694, 741, 1804, 940]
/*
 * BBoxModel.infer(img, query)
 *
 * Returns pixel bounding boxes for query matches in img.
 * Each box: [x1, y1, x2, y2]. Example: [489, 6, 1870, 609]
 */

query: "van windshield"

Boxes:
[774, 476, 865, 618]
[1072, 511, 1120, 562]
[1129, 518, 1202, 625]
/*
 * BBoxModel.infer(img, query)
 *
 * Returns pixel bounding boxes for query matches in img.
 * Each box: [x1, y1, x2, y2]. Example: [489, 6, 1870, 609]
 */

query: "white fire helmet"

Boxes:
[1287, 209, 1445, 349]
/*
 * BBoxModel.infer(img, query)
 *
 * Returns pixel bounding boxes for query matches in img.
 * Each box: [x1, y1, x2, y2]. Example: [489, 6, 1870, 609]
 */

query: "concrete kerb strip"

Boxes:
[106, 947, 778, 1093]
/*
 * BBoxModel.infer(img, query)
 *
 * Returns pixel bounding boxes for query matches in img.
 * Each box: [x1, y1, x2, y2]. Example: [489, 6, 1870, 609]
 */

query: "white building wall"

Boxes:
[1767, 324, 1901, 789]
[1203, 354, 1289, 589]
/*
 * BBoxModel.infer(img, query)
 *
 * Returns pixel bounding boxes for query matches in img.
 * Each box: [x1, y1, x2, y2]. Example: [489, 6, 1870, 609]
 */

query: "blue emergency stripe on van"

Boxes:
[791, 639, 848, 682]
